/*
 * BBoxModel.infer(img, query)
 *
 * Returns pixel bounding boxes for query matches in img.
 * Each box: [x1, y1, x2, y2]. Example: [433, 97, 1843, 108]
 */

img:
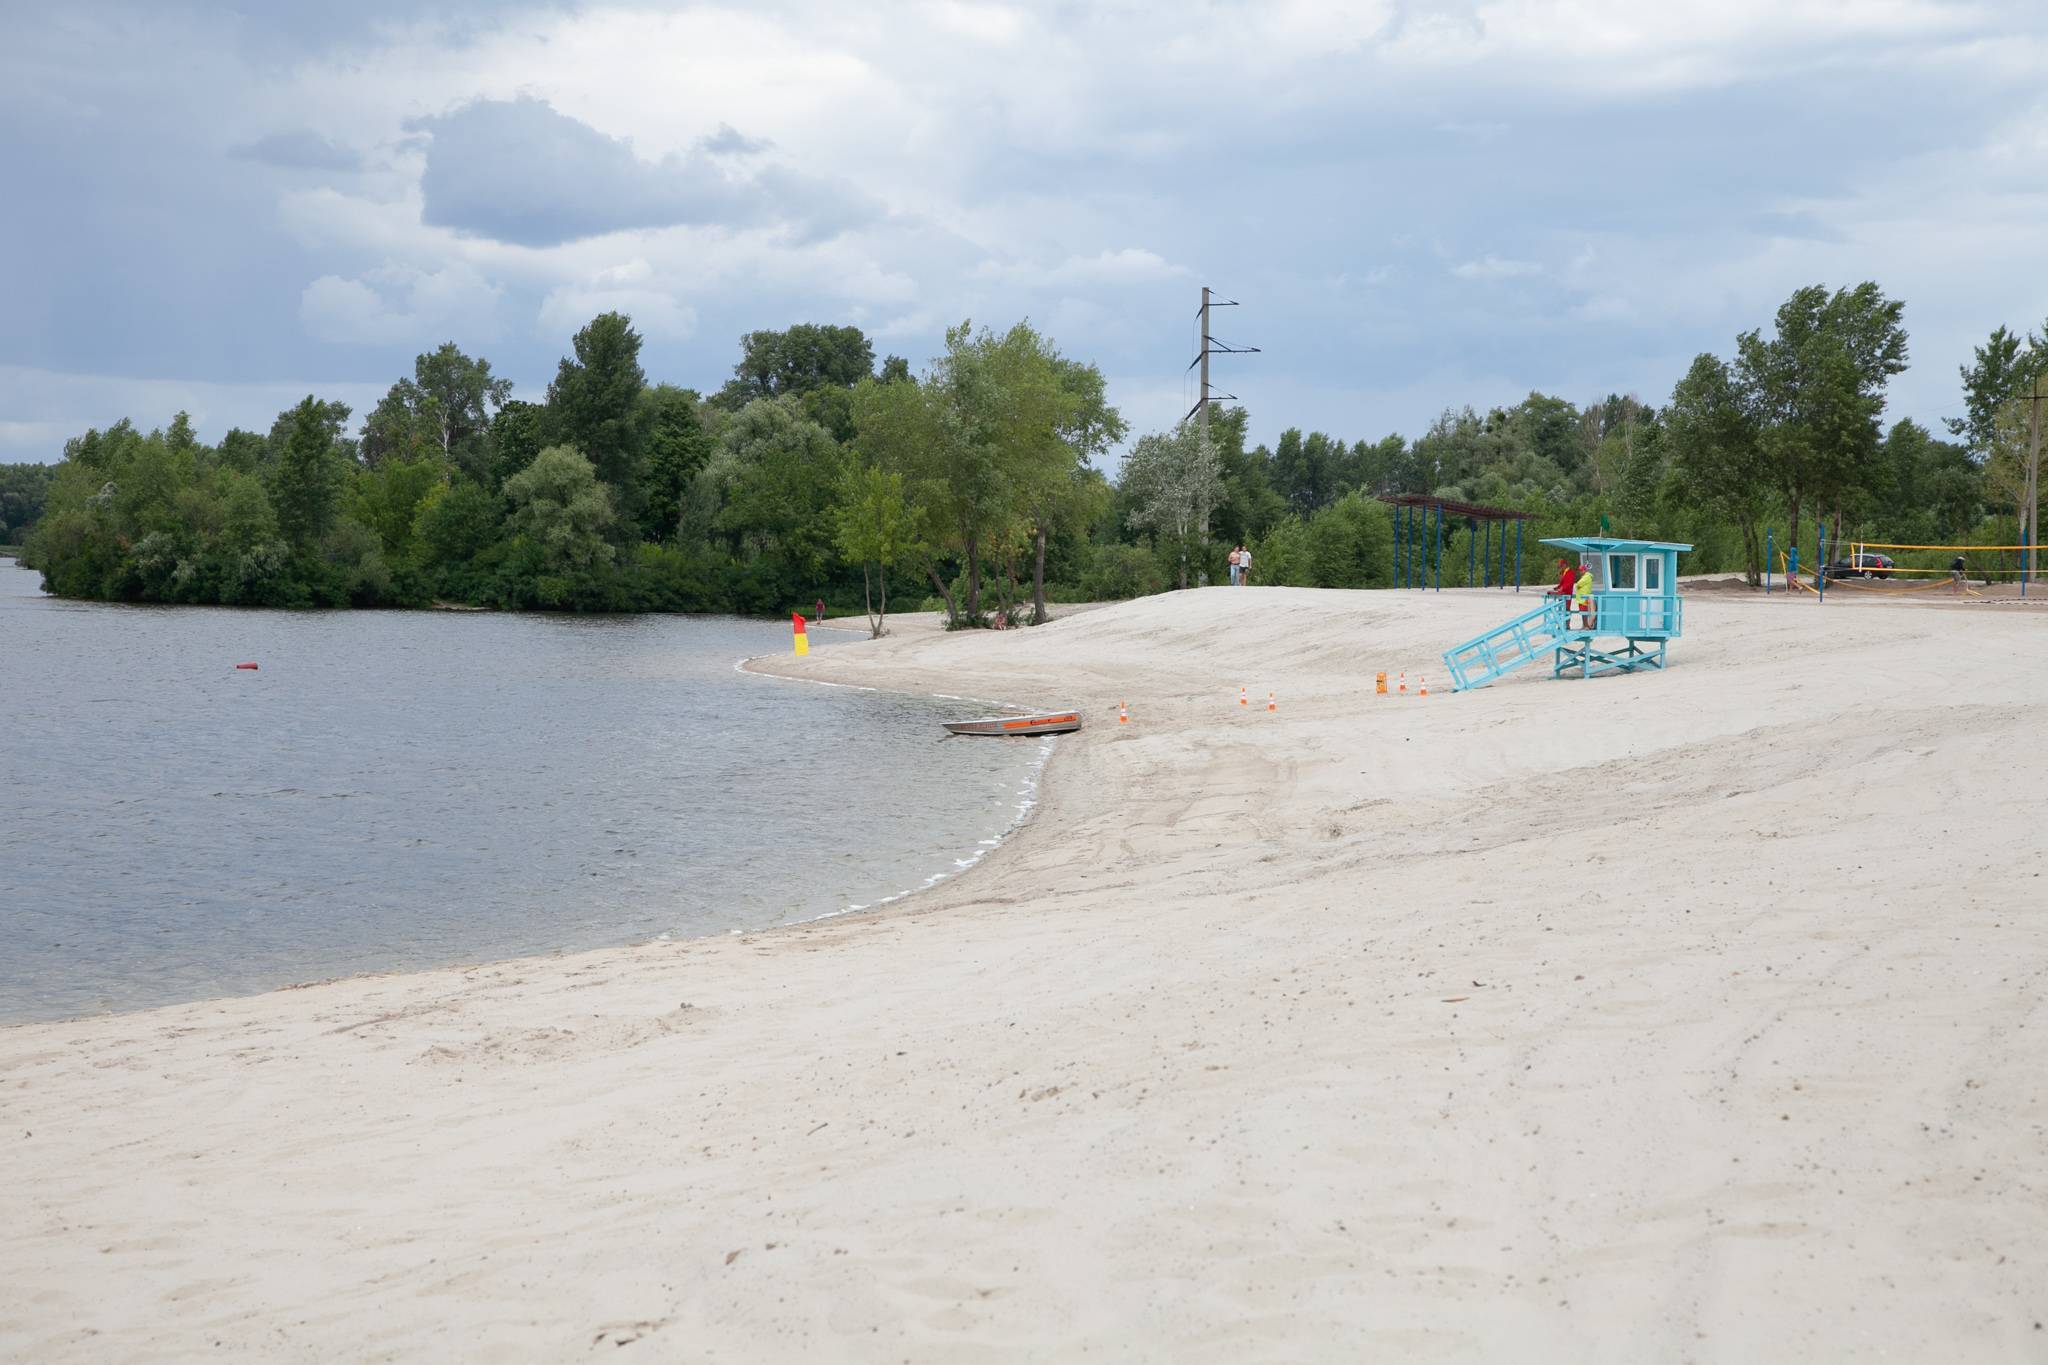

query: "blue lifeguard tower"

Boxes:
[1440, 536, 1692, 691]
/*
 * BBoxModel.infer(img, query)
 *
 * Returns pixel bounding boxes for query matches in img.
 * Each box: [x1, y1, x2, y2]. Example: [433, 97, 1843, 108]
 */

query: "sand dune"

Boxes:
[4, 587, 2046, 1361]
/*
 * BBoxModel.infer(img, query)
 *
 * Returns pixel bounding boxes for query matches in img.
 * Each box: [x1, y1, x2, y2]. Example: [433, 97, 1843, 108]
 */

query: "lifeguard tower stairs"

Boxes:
[1440, 537, 1692, 692]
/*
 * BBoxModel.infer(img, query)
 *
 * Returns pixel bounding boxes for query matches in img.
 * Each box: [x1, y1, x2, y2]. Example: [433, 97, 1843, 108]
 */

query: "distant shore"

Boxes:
[4, 588, 2046, 1361]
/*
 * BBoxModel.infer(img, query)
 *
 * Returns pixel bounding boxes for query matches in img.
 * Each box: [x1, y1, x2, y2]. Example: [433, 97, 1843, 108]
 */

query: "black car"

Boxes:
[1822, 552, 1896, 580]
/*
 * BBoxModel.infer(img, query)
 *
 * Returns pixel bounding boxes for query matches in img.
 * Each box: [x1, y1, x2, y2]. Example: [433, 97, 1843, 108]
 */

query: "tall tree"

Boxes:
[269, 396, 348, 552]
[852, 321, 1073, 624]
[547, 312, 647, 525]
[360, 343, 511, 481]
[635, 385, 713, 542]
[1953, 320, 2046, 577]
[700, 396, 847, 603]
[487, 399, 546, 489]
[1737, 282, 1908, 543]
[1026, 347, 1124, 623]
[1668, 355, 1770, 583]
[717, 324, 876, 407]
[834, 463, 928, 639]
[503, 445, 617, 589]
[1121, 418, 1224, 590]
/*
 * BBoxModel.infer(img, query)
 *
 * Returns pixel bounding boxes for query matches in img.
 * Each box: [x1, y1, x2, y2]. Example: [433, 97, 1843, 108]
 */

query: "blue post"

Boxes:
[1514, 520, 1522, 591]
[1816, 521, 1827, 604]
[1470, 519, 1478, 588]
[1498, 516, 1508, 587]
[1766, 527, 1774, 594]
[2024, 522, 2031, 598]
[1395, 505, 1404, 588]
[1434, 506, 1443, 591]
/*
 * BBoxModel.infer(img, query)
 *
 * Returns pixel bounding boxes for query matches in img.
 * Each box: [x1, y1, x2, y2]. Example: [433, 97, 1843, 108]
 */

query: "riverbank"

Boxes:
[5, 587, 2046, 1361]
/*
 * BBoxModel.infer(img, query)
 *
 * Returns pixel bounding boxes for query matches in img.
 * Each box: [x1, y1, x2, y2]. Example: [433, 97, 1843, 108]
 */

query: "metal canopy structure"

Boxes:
[1376, 493, 1538, 592]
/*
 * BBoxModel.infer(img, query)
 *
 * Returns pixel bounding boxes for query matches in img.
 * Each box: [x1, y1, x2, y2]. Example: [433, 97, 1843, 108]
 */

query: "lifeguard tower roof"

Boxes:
[1541, 536, 1694, 554]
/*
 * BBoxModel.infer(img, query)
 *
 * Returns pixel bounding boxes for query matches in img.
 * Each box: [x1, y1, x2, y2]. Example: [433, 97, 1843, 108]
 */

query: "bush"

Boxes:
[1077, 542, 1167, 600]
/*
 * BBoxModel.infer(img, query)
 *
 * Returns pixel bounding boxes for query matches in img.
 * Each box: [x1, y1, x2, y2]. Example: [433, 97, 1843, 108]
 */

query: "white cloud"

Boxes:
[537, 258, 700, 341]
[1451, 255, 1543, 281]
[299, 262, 505, 345]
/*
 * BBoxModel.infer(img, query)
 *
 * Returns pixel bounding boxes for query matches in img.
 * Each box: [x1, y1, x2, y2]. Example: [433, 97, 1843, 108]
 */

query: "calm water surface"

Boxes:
[0, 559, 1048, 1024]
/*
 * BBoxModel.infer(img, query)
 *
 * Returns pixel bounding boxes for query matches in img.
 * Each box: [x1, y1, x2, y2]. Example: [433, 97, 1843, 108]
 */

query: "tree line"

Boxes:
[13, 283, 2044, 619]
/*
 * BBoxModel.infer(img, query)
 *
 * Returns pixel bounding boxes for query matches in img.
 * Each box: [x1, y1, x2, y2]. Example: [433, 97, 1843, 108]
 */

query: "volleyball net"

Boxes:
[1778, 552, 1988, 595]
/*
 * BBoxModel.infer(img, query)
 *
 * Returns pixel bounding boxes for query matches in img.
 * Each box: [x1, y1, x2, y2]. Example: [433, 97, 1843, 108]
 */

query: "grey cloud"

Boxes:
[405, 96, 873, 248]
[700, 122, 771, 156]
[231, 129, 364, 172]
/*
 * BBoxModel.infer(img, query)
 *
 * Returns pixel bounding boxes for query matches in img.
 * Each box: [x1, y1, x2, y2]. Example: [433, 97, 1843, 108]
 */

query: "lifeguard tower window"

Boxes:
[1644, 556, 1662, 592]
[1609, 555, 1636, 590]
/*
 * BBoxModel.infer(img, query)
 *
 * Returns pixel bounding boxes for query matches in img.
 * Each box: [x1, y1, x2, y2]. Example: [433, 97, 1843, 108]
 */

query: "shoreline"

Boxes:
[6, 587, 2046, 1361]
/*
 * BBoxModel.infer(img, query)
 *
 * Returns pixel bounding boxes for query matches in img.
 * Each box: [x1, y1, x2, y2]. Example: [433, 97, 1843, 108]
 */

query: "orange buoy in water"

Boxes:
[234, 662, 259, 670]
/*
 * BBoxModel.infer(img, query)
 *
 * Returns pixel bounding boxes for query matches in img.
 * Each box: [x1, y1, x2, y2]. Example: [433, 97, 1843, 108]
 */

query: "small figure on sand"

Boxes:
[1237, 544, 1252, 586]
[1226, 545, 1241, 586]
[1950, 554, 1967, 596]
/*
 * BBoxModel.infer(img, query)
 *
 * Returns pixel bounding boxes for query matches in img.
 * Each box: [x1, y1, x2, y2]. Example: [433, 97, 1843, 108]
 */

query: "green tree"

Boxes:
[700, 396, 847, 610]
[1305, 492, 1395, 587]
[1737, 282, 1908, 543]
[215, 428, 268, 475]
[1121, 418, 1223, 590]
[346, 455, 445, 566]
[852, 321, 1075, 625]
[1022, 346, 1123, 623]
[717, 324, 876, 407]
[1668, 355, 1770, 583]
[834, 463, 927, 637]
[635, 385, 713, 542]
[267, 398, 354, 466]
[359, 384, 444, 468]
[0, 462, 59, 545]
[269, 396, 348, 552]
[503, 445, 617, 604]
[414, 479, 507, 595]
[415, 341, 513, 481]
[1952, 320, 2046, 577]
[487, 399, 546, 489]
[546, 312, 647, 525]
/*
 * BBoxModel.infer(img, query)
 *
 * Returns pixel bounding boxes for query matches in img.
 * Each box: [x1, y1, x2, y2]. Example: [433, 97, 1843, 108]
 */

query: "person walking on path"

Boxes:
[1950, 554, 1968, 596]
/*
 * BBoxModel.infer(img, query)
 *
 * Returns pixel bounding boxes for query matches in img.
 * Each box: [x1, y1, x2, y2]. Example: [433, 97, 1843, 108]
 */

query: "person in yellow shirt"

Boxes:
[1570, 566, 1594, 630]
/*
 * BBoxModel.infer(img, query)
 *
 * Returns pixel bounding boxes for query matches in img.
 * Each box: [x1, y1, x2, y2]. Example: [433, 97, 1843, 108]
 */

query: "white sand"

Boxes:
[4, 587, 2046, 1361]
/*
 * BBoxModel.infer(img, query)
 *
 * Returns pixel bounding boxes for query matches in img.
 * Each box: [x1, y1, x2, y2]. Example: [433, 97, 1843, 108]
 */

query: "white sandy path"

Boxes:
[3, 587, 2046, 1362]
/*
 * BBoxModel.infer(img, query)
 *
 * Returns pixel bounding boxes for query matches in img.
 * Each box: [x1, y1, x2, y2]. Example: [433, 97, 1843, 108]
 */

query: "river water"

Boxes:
[0, 559, 1050, 1025]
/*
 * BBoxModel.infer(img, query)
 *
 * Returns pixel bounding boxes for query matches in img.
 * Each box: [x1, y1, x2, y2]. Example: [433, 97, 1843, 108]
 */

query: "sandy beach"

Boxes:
[4, 586, 2045, 1362]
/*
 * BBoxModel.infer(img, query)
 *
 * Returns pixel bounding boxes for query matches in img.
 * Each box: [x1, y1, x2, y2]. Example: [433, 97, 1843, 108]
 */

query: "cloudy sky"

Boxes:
[4, 0, 2045, 463]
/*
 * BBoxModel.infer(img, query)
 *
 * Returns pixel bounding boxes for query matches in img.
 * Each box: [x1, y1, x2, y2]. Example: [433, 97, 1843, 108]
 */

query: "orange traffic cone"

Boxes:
[1419, 676, 1429, 698]
[1398, 671, 1407, 695]
[1118, 700, 1128, 725]
[1267, 690, 1276, 712]
[1375, 671, 1387, 696]
[1238, 686, 1248, 707]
